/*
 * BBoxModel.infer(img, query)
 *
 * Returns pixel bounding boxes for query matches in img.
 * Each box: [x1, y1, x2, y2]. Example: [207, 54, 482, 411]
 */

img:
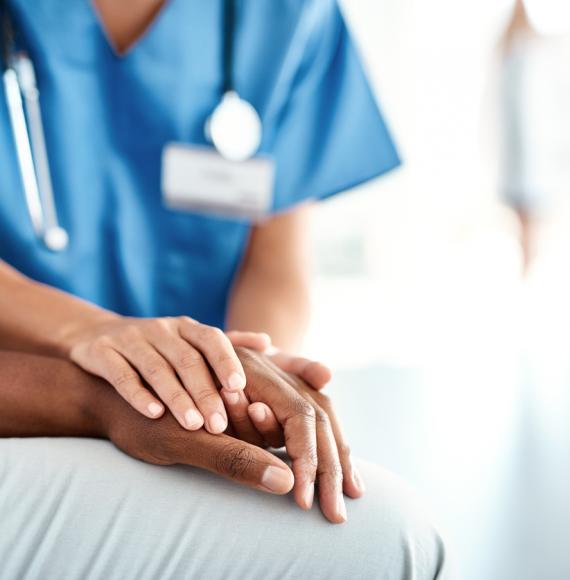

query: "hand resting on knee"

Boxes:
[0, 349, 362, 523]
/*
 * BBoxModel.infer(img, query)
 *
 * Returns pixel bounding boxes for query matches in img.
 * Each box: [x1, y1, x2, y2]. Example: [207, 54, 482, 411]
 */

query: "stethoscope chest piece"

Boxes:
[206, 90, 262, 162]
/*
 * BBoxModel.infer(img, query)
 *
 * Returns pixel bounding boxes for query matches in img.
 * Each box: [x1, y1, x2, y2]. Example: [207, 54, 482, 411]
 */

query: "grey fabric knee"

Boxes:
[0, 438, 451, 580]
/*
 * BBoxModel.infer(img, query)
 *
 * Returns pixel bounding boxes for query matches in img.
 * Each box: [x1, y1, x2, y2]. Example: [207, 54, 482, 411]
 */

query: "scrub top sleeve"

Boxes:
[268, 0, 401, 212]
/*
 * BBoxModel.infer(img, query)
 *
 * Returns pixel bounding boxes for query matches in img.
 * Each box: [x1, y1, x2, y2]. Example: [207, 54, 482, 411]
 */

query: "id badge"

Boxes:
[161, 143, 275, 221]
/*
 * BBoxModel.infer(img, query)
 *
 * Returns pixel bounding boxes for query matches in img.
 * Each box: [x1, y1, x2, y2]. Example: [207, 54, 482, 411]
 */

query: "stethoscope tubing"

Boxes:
[3, 66, 45, 238]
[1, 1, 68, 250]
[15, 54, 68, 250]
[1, 0, 260, 251]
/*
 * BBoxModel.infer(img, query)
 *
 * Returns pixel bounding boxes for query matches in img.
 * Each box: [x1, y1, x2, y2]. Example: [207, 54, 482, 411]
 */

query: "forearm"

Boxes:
[0, 261, 117, 357]
[226, 205, 313, 352]
[226, 271, 310, 352]
[0, 351, 108, 438]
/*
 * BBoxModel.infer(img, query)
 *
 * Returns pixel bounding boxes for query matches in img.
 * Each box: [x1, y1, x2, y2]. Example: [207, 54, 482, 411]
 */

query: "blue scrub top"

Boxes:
[0, 0, 400, 328]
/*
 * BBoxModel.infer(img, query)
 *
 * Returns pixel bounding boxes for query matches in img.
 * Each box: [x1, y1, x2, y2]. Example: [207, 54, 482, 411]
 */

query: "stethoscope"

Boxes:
[0, 0, 262, 252]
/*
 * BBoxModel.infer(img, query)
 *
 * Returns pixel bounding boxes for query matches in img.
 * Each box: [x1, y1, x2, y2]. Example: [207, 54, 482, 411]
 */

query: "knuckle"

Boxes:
[314, 407, 331, 427]
[305, 449, 319, 474]
[215, 443, 255, 479]
[112, 371, 139, 389]
[123, 324, 142, 339]
[166, 389, 188, 407]
[144, 359, 169, 378]
[92, 334, 113, 350]
[288, 397, 316, 421]
[214, 351, 235, 366]
[337, 442, 352, 460]
[210, 326, 227, 342]
[286, 433, 318, 474]
[193, 388, 220, 405]
[175, 350, 203, 371]
[178, 315, 197, 326]
[318, 461, 343, 485]
[128, 387, 149, 407]
[151, 318, 171, 333]
[197, 324, 223, 343]
[230, 413, 251, 427]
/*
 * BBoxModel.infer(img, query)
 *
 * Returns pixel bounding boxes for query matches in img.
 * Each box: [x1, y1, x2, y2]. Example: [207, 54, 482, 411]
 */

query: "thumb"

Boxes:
[226, 330, 272, 352]
[182, 430, 294, 494]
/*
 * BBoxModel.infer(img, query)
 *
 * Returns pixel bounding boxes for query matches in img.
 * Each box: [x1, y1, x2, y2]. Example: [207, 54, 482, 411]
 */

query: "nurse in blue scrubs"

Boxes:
[0, 1, 398, 447]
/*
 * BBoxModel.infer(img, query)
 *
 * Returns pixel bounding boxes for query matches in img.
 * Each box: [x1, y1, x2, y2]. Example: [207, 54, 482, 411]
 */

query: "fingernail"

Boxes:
[261, 466, 292, 493]
[208, 412, 227, 433]
[303, 483, 314, 509]
[227, 372, 246, 390]
[337, 495, 347, 521]
[148, 402, 163, 417]
[223, 391, 240, 405]
[185, 409, 203, 430]
[249, 404, 266, 422]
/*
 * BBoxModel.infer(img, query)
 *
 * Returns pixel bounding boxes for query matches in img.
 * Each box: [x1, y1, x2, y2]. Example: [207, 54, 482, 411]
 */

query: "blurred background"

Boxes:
[303, 1, 570, 578]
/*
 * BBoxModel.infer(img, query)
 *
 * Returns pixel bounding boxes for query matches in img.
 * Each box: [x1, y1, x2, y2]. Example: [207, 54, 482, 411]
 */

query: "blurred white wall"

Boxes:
[306, 3, 570, 579]
[305, 0, 570, 368]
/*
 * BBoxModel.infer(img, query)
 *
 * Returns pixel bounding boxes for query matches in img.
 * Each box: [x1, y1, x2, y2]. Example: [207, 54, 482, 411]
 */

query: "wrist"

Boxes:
[1, 272, 121, 358]
[54, 309, 121, 358]
[0, 352, 114, 438]
[73, 368, 117, 438]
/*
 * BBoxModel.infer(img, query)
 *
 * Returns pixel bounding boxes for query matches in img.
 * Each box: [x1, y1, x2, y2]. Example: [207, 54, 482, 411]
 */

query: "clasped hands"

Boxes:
[65, 316, 364, 523]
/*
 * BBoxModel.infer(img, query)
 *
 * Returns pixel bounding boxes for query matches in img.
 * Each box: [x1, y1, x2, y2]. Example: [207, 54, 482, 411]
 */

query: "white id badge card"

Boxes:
[161, 143, 276, 221]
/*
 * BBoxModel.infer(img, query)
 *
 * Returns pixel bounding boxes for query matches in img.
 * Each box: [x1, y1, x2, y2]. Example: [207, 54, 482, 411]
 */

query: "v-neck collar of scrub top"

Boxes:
[14, 0, 213, 81]
[87, 0, 174, 60]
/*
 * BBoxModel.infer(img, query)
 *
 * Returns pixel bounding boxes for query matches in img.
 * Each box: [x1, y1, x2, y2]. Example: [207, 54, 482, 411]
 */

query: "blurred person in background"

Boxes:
[500, 0, 542, 272]
[499, 0, 570, 273]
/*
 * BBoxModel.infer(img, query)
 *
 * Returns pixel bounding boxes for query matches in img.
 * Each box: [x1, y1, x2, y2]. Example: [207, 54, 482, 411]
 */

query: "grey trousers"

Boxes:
[0, 438, 450, 580]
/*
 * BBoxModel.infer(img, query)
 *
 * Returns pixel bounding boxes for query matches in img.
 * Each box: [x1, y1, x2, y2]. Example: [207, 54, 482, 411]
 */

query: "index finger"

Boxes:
[235, 348, 318, 511]
[174, 429, 294, 495]
[178, 319, 247, 391]
[261, 355, 364, 499]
